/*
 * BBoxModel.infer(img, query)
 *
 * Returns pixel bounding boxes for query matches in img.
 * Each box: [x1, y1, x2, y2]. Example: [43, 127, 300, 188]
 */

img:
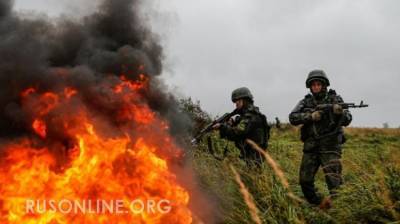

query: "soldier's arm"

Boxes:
[336, 96, 352, 126]
[289, 99, 312, 125]
[220, 115, 251, 141]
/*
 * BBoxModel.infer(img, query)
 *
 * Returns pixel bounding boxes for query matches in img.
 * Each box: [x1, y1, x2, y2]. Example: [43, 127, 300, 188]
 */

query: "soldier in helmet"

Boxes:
[289, 70, 352, 207]
[213, 87, 270, 165]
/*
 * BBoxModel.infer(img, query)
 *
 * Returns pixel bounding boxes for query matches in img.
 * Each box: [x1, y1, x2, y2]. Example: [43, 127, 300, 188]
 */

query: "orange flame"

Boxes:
[32, 119, 47, 139]
[0, 77, 192, 223]
[64, 87, 77, 99]
[21, 88, 36, 97]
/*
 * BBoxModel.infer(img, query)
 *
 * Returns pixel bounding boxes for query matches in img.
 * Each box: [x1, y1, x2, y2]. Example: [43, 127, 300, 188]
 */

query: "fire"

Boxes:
[64, 87, 77, 99]
[21, 88, 36, 98]
[0, 76, 193, 223]
[32, 119, 47, 139]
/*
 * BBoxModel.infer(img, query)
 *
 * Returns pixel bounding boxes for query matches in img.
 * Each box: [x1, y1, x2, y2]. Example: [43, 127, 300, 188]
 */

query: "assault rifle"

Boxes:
[304, 101, 369, 113]
[304, 100, 369, 139]
[191, 109, 239, 145]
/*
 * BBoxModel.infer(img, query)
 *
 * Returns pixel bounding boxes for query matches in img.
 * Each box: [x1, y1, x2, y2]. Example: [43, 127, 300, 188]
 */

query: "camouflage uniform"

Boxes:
[289, 70, 352, 205]
[219, 88, 270, 164]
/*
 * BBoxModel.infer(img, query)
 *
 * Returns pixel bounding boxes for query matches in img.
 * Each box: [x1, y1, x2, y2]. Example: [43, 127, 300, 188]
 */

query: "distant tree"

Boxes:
[179, 97, 211, 135]
[383, 122, 389, 128]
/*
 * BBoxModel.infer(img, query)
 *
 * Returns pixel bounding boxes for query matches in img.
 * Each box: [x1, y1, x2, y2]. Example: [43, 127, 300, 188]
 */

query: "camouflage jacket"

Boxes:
[289, 89, 352, 151]
[220, 105, 269, 158]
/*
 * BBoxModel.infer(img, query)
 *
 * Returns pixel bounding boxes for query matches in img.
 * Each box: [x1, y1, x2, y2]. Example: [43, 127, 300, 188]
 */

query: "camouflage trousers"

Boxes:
[299, 151, 343, 205]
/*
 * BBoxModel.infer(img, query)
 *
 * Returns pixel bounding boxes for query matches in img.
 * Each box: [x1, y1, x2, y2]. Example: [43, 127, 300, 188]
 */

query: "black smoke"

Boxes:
[0, 0, 191, 139]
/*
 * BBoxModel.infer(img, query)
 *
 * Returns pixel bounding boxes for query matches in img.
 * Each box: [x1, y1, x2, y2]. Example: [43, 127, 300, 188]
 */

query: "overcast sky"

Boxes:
[14, 0, 400, 127]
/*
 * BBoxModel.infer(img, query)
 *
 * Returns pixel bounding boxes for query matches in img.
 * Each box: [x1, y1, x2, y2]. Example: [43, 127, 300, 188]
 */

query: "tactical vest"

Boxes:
[300, 89, 345, 143]
[235, 106, 270, 150]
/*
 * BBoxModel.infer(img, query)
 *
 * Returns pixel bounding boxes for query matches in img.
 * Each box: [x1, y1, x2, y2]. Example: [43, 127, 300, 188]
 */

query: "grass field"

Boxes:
[188, 125, 400, 224]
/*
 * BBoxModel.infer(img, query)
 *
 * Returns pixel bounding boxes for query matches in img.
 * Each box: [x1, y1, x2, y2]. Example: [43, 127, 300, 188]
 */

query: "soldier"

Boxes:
[213, 87, 270, 165]
[275, 117, 282, 129]
[289, 70, 352, 207]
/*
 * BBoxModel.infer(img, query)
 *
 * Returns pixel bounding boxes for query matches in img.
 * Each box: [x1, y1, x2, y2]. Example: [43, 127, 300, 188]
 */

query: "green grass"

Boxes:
[189, 125, 400, 224]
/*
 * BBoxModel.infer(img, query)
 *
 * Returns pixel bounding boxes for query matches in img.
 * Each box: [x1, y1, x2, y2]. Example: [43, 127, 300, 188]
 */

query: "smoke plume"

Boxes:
[0, 0, 190, 139]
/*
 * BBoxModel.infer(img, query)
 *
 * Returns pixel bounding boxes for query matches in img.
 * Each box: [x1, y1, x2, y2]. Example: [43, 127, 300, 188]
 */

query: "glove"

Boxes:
[333, 104, 343, 115]
[227, 117, 235, 125]
[311, 111, 322, 121]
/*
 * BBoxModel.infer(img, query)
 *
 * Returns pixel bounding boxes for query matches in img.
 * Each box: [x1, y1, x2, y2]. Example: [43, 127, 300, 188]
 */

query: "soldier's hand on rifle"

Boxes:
[227, 117, 235, 125]
[212, 123, 222, 130]
[333, 104, 343, 115]
[311, 111, 322, 121]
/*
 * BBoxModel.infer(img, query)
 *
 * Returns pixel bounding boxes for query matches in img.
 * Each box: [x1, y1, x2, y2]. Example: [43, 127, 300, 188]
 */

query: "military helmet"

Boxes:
[306, 70, 330, 88]
[231, 87, 254, 102]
